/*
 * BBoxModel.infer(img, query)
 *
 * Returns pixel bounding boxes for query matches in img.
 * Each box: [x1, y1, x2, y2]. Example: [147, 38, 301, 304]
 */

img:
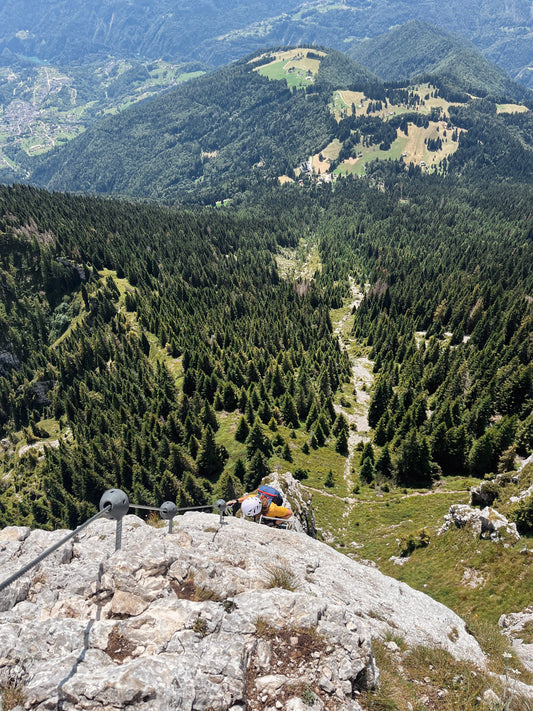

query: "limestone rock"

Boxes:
[0, 513, 487, 710]
[438, 504, 520, 543]
[499, 606, 533, 673]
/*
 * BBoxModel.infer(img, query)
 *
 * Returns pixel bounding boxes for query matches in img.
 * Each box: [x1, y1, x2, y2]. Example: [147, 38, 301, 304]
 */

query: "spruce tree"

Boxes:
[235, 415, 250, 443]
[335, 428, 348, 455]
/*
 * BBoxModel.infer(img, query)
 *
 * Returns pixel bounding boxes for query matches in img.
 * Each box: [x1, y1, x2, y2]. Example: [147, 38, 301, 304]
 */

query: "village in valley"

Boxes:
[0, 57, 204, 177]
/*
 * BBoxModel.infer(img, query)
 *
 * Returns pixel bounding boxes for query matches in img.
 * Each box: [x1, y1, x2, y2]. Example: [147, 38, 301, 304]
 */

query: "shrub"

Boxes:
[398, 528, 430, 557]
[509, 495, 533, 534]
[192, 616, 207, 636]
[293, 467, 309, 480]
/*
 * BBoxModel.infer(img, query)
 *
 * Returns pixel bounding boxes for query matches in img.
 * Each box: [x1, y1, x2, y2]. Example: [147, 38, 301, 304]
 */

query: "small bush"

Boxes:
[509, 495, 533, 534]
[293, 467, 309, 480]
[192, 616, 208, 636]
[398, 528, 430, 557]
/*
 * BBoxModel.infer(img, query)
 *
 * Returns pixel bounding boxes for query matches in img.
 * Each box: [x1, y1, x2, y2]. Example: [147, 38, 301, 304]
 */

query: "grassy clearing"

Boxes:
[275, 238, 321, 281]
[310, 468, 533, 636]
[310, 456, 533, 627]
[497, 103, 529, 114]
[363, 639, 533, 711]
[255, 48, 325, 88]
[311, 138, 342, 174]
[335, 122, 461, 176]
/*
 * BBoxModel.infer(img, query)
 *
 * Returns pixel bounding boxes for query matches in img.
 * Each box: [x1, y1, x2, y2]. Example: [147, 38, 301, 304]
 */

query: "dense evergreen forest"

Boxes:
[0, 172, 531, 531]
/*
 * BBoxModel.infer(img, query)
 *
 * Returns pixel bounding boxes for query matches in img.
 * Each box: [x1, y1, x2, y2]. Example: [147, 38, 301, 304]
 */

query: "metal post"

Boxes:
[159, 501, 178, 535]
[215, 499, 227, 525]
[98, 489, 130, 552]
[115, 518, 123, 552]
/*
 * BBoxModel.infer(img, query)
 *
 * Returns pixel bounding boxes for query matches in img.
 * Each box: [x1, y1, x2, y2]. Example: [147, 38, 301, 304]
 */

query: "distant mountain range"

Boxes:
[347, 20, 531, 102]
[1, 0, 532, 89]
[26, 45, 533, 203]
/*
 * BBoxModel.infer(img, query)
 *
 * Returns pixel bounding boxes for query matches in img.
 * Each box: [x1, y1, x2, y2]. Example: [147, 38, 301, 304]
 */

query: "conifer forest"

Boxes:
[0, 169, 531, 531]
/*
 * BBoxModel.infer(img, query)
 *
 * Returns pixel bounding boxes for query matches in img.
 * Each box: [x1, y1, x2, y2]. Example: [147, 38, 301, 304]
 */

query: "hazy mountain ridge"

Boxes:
[1, 0, 531, 88]
[347, 20, 530, 102]
[1, 18, 530, 183]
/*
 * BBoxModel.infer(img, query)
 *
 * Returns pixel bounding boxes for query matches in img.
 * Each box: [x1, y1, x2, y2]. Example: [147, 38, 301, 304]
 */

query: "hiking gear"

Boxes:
[241, 496, 262, 517]
[257, 485, 283, 506]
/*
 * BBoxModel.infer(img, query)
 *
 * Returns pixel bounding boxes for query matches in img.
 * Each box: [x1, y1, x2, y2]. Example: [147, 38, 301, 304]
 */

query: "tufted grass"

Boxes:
[265, 563, 300, 592]
[1, 684, 25, 711]
[363, 640, 533, 711]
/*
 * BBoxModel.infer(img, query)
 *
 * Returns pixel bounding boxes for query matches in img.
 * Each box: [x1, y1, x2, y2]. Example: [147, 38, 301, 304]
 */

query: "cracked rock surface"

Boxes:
[0, 513, 486, 710]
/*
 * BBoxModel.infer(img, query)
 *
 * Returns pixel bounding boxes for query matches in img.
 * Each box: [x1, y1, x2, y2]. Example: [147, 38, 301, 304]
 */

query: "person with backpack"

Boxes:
[227, 484, 293, 524]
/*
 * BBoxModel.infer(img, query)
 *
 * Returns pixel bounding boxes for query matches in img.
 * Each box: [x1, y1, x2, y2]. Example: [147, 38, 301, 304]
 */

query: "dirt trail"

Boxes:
[332, 279, 374, 513]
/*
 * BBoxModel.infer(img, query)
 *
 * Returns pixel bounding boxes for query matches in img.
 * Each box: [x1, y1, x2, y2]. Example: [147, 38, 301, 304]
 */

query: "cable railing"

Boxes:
[0, 489, 229, 593]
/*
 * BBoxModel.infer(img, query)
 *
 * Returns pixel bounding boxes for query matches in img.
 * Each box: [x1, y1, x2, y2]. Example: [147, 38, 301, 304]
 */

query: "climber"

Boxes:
[228, 490, 293, 526]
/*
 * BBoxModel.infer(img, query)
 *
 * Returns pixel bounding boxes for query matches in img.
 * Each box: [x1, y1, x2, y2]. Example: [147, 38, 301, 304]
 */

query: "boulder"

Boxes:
[438, 504, 520, 543]
[499, 607, 533, 673]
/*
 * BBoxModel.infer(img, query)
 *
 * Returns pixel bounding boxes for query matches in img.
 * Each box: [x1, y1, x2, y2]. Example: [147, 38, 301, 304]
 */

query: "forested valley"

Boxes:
[0, 172, 531, 534]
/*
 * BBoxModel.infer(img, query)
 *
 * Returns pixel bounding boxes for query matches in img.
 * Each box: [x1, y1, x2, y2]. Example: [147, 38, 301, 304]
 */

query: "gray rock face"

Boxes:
[0, 350, 19, 375]
[500, 607, 533, 673]
[0, 513, 486, 710]
[438, 504, 520, 544]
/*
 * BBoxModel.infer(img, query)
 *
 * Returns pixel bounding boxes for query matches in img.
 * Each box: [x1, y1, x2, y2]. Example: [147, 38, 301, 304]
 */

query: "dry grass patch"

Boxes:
[265, 563, 300, 591]
[170, 575, 223, 602]
[362, 640, 532, 711]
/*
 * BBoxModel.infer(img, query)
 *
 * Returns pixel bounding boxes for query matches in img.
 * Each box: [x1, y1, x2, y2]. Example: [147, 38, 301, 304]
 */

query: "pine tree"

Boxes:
[197, 425, 228, 478]
[245, 419, 272, 459]
[235, 415, 250, 443]
[362, 442, 375, 463]
[281, 393, 299, 428]
[156, 469, 179, 503]
[234, 458, 246, 482]
[368, 376, 392, 429]
[360, 456, 375, 484]
[335, 428, 348, 455]
[245, 450, 269, 491]
[282, 442, 293, 462]
[375, 444, 393, 480]
[214, 471, 242, 502]
[396, 430, 433, 487]
[201, 401, 218, 432]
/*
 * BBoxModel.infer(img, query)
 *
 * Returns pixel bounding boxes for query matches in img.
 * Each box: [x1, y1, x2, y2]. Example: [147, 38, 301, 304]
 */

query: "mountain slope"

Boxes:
[27, 45, 533, 202]
[0, 0, 302, 65]
[29, 50, 343, 201]
[348, 20, 530, 101]
[1, 0, 531, 90]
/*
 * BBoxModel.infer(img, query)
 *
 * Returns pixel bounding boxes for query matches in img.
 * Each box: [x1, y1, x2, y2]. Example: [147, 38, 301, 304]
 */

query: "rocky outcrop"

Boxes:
[0, 350, 19, 376]
[265, 470, 316, 536]
[0, 513, 486, 710]
[438, 504, 520, 544]
[499, 607, 533, 674]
